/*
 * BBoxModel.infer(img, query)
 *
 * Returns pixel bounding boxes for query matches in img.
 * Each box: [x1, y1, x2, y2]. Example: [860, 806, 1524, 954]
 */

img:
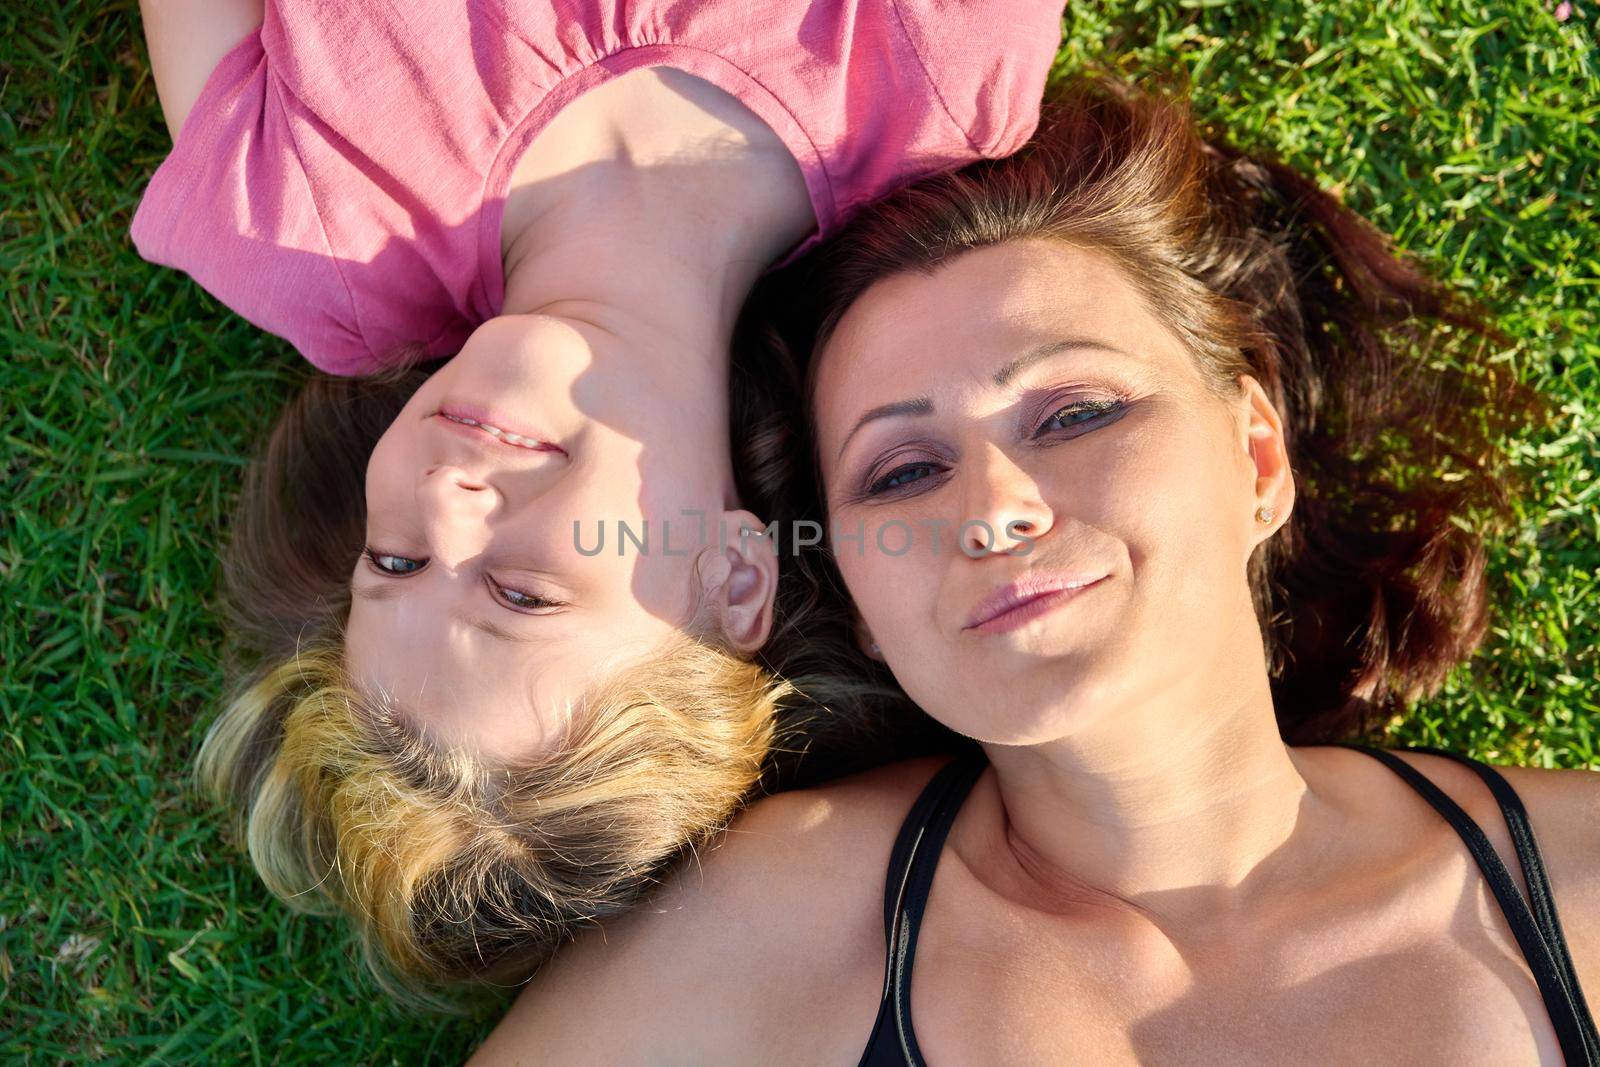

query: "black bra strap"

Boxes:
[885, 752, 988, 1067]
[1342, 744, 1597, 1065]
[862, 753, 989, 1067]
[1400, 745, 1599, 1060]
[879, 757, 980, 942]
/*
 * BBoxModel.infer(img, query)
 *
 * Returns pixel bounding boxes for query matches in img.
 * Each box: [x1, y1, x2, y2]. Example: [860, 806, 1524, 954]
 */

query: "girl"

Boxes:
[472, 77, 1600, 1063]
[133, 0, 1062, 1003]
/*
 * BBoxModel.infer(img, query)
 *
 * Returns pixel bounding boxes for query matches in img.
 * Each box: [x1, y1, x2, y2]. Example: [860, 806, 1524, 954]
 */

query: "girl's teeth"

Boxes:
[443, 413, 550, 450]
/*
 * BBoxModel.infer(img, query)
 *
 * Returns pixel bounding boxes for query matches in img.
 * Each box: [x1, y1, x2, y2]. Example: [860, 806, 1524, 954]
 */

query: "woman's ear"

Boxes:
[1238, 373, 1295, 543]
[853, 609, 883, 662]
[696, 509, 779, 654]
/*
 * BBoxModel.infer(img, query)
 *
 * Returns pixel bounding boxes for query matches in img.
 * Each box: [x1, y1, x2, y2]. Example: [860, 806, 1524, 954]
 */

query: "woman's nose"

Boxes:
[960, 446, 1054, 556]
[415, 466, 497, 571]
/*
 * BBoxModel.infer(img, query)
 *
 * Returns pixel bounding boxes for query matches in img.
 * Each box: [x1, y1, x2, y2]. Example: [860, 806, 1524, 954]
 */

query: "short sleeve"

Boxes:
[129, 28, 374, 375]
[889, 0, 1065, 158]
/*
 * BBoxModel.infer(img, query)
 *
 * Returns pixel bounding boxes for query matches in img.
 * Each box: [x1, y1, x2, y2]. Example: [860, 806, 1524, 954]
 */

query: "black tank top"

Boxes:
[857, 744, 1599, 1066]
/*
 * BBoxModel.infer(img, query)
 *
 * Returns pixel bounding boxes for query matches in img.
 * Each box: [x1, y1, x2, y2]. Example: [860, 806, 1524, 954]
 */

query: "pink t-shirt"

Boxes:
[130, 0, 1064, 376]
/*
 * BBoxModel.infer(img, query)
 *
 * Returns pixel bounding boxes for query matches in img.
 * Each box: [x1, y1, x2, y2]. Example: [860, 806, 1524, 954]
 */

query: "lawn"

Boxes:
[2, 0, 1596, 1061]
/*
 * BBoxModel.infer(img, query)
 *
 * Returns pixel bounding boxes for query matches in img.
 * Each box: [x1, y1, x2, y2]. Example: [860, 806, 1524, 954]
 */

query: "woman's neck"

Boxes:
[964, 610, 1342, 931]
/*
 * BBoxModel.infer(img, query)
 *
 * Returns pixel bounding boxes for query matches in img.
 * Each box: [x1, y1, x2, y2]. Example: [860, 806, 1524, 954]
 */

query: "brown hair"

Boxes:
[753, 75, 1537, 744]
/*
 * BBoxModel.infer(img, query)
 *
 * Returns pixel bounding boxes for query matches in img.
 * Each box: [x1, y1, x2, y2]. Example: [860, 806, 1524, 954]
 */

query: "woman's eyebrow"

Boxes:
[835, 396, 934, 461]
[833, 337, 1139, 462]
[991, 337, 1136, 387]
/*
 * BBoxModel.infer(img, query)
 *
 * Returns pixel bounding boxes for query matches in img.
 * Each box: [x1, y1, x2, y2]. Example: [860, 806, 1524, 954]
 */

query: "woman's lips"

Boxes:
[964, 573, 1110, 635]
[431, 408, 566, 454]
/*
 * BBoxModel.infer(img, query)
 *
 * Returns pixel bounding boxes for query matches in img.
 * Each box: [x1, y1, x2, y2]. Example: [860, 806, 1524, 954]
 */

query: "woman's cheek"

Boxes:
[1108, 408, 1249, 626]
[841, 547, 911, 647]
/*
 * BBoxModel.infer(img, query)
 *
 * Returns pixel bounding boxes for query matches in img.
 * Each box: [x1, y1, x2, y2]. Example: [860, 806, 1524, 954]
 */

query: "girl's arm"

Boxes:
[138, 0, 264, 141]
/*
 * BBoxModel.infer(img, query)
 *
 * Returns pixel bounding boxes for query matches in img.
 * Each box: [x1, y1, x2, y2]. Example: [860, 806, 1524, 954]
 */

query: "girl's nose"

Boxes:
[415, 466, 497, 571]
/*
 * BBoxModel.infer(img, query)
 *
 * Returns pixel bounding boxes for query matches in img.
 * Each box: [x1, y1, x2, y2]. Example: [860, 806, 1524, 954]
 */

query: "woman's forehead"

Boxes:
[814, 243, 1181, 419]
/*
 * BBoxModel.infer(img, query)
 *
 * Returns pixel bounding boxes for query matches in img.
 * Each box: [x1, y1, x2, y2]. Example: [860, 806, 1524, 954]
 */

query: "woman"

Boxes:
[134, 0, 1061, 1003]
[471, 78, 1599, 1063]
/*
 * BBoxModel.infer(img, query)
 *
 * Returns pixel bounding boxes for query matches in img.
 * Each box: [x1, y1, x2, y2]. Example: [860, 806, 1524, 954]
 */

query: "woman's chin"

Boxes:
[912, 673, 1118, 748]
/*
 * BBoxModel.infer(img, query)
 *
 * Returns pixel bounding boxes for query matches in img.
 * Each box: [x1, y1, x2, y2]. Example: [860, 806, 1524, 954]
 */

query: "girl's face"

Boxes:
[347, 313, 776, 761]
[811, 239, 1291, 745]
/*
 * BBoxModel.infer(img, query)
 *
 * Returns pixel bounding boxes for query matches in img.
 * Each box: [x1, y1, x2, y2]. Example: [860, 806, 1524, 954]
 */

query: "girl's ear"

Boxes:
[696, 509, 780, 654]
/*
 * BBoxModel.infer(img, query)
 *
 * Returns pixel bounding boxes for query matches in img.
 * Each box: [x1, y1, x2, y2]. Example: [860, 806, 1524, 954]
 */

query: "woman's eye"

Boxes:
[365, 548, 426, 575]
[1037, 399, 1122, 435]
[866, 462, 940, 497]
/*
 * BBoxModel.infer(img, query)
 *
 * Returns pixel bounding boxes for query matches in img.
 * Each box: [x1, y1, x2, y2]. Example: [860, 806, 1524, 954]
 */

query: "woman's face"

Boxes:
[346, 313, 776, 761]
[811, 239, 1290, 745]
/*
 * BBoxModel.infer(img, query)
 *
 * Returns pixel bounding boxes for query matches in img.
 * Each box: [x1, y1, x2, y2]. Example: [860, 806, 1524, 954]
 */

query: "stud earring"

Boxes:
[1255, 505, 1276, 524]
[870, 642, 881, 655]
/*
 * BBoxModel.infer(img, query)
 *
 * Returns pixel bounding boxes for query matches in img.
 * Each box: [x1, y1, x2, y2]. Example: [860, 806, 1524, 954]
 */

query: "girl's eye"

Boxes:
[365, 548, 426, 575]
[489, 577, 564, 613]
[866, 462, 941, 497]
[1036, 398, 1123, 436]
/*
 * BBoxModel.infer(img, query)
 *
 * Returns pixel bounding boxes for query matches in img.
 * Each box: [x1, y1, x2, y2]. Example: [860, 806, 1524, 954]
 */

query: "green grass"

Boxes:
[2, 0, 1596, 1061]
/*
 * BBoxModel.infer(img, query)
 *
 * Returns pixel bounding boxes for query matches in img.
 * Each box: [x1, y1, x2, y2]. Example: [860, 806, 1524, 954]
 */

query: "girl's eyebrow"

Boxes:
[351, 580, 404, 603]
[351, 579, 545, 643]
[464, 616, 543, 643]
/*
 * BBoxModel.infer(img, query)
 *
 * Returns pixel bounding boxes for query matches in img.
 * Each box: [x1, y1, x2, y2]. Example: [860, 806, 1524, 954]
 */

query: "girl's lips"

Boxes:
[965, 574, 1109, 635]
[431, 408, 566, 454]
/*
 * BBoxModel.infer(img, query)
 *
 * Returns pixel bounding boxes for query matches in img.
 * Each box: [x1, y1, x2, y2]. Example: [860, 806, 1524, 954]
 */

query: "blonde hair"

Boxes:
[196, 630, 788, 1011]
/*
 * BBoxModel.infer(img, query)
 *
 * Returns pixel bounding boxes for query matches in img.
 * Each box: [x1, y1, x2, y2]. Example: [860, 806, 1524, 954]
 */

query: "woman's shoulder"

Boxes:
[1483, 754, 1600, 818]
[1378, 748, 1600, 994]
[647, 754, 952, 937]
[1488, 759, 1600, 902]
[738, 753, 955, 844]
[1485, 759, 1600, 998]
[1381, 748, 1600, 876]
[467, 757, 954, 1065]
[1370, 747, 1599, 879]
